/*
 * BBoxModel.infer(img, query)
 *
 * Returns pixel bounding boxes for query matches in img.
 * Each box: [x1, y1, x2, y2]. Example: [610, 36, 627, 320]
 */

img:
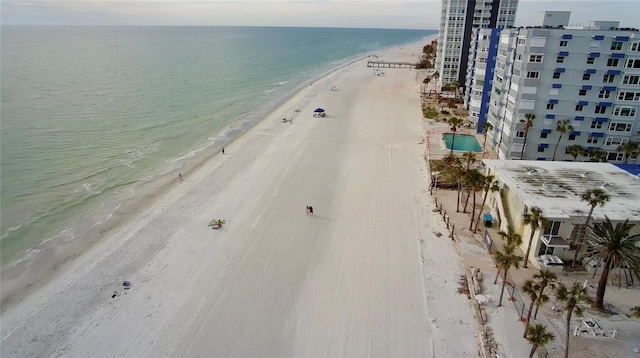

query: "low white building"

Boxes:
[482, 160, 640, 269]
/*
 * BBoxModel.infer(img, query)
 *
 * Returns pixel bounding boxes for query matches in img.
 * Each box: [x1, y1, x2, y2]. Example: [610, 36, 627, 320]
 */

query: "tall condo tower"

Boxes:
[485, 13, 640, 162]
[436, 0, 519, 88]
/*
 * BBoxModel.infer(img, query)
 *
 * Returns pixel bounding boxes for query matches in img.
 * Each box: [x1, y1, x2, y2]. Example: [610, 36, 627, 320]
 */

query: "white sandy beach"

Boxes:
[1, 42, 479, 357]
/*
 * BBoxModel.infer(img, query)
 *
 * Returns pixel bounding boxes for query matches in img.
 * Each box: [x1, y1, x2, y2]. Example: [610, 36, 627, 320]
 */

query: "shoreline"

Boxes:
[1, 34, 477, 358]
[1, 37, 435, 312]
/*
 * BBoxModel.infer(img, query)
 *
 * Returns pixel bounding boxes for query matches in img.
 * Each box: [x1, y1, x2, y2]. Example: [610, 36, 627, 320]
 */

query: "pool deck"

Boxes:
[423, 123, 496, 161]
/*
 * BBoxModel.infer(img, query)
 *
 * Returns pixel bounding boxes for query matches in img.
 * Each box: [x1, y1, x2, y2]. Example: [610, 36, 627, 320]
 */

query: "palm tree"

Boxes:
[461, 151, 476, 171]
[494, 243, 522, 306]
[617, 141, 639, 164]
[448, 117, 464, 155]
[522, 279, 541, 337]
[498, 224, 524, 247]
[552, 119, 573, 161]
[467, 171, 486, 230]
[493, 225, 522, 285]
[573, 189, 611, 266]
[520, 113, 536, 160]
[525, 324, 555, 358]
[481, 122, 493, 160]
[566, 144, 586, 161]
[588, 148, 608, 162]
[533, 270, 558, 319]
[522, 207, 546, 268]
[439, 154, 465, 213]
[583, 217, 640, 309]
[450, 81, 460, 96]
[473, 175, 500, 232]
[462, 169, 482, 213]
[555, 282, 593, 358]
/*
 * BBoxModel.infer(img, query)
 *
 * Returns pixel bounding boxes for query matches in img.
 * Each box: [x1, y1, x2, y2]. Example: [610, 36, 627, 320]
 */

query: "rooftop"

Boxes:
[483, 160, 640, 221]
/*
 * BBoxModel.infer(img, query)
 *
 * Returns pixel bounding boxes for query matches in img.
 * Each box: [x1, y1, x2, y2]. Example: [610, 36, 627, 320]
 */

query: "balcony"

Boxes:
[539, 234, 570, 255]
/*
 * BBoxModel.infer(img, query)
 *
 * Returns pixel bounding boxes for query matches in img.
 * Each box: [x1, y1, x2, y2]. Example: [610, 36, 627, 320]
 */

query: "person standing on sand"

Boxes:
[309, 206, 313, 216]
[222, 147, 225, 155]
[179, 173, 183, 182]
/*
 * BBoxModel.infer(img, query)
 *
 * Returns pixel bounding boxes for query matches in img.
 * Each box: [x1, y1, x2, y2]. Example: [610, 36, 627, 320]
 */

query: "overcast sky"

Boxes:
[2, 0, 639, 30]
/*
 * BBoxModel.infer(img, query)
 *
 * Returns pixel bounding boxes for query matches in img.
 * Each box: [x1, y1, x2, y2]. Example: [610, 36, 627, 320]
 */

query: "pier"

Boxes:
[367, 60, 418, 69]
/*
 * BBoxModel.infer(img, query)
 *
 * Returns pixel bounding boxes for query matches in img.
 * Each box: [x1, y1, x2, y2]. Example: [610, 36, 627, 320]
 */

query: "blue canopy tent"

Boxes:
[313, 108, 326, 117]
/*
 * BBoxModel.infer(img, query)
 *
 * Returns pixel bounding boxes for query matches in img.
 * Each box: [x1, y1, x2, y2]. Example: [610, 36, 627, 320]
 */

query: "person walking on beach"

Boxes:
[305, 206, 310, 216]
[222, 147, 225, 155]
[179, 173, 183, 182]
[308, 206, 313, 217]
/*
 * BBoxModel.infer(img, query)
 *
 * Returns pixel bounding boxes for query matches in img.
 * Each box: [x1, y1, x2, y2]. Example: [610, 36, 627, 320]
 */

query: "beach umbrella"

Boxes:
[314, 108, 325, 113]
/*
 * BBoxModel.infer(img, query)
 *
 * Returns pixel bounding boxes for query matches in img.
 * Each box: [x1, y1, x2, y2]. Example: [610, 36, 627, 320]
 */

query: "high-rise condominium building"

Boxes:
[485, 13, 640, 162]
[435, 0, 518, 89]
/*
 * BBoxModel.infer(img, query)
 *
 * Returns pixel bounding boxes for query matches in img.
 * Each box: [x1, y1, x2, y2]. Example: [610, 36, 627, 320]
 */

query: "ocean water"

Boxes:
[1, 26, 436, 265]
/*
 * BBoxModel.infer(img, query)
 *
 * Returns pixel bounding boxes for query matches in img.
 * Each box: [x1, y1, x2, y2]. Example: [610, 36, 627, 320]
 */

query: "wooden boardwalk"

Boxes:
[367, 60, 418, 69]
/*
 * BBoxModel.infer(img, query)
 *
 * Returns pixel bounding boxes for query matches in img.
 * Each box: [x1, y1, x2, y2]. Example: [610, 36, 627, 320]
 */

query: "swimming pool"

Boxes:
[442, 133, 482, 152]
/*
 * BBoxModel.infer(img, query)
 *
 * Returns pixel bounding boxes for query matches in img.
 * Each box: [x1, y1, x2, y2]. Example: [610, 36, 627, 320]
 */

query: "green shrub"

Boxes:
[422, 106, 438, 119]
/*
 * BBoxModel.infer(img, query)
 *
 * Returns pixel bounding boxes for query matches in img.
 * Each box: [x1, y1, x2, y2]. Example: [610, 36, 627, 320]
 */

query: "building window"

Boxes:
[612, 107, 637, 117]
[568, 134, 577, 140]
[595, 105, 607, 114]
[607, 58, 619, 67]
[547, 103, 555, 110]
[517, 38, 526, 45]
[603, 74, 616, 83]
[526, 71, 540, 79]
[605, 137, 628, 146]
[591, 121, 603, 129]
[538, 146, 545, 152]
[631, 42, 640, 51]
[529, 54, 543, 63]
[599, 90, 611, 99]
[622, 75, 640, 85]
[544, 221, 561, 236]
[553, 72, 561, 79]
[587, 57, 595, 64]
[611, 41, 624, 51]
[607, 152, 625, 162]
[540, 132, 549, 139]
[575, 104, 584, 111]
[625, 59, 640, 68]
[583, 73, 591, 81]
[516, 131, 525, 138]
[557, 56, 565, 63]
[587, 136, 599, 144]
[608, 122, 633, 131]
[560, 40, 568, 47]
[579, 89, 588, 96]
[617, 91, 640, 101]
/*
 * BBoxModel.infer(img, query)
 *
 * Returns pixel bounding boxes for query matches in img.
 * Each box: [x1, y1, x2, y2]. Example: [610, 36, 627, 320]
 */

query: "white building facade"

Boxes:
[485, 16, 640, 162]
[436, 0, 519, 89]
[482, 160, 640, 268]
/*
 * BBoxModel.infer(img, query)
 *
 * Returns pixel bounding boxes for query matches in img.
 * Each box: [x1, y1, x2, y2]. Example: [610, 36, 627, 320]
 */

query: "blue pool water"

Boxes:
[442, 133, 482, 152]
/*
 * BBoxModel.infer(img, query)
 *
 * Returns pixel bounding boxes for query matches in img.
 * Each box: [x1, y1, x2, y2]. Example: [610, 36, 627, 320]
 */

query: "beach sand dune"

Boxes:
[1, 43, 477, 357]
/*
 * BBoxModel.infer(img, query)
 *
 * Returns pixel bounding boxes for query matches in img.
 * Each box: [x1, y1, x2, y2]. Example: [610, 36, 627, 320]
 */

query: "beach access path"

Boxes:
[1, 42, 479, 357]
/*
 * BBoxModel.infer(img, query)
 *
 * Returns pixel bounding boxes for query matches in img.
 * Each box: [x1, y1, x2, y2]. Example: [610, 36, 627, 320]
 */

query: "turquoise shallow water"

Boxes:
[0, 26, 436, 265]
[442, 133, 482, 152]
